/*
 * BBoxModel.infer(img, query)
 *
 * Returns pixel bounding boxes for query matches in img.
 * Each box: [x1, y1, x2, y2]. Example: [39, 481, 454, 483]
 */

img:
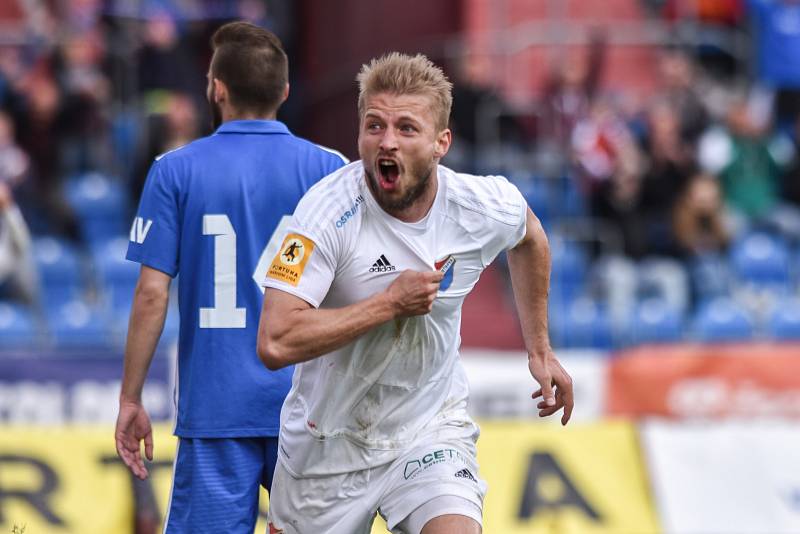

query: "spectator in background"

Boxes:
[654, 48, 710, 144]
[591, 144, 651, 258]
[14, 70, 81, 241]
[0, 182, 37, 307]
[640, 100, 697, 256]
[0, 111, 28, 187]
[541, 30, 607, 150]
[131, 91, 200, 202]
[137, 12, 203, 97]
[673, 173, 731, 257]
[55, 28, 113, 176]
[700, 98, 799, 234]
[446, 51, 525, 173]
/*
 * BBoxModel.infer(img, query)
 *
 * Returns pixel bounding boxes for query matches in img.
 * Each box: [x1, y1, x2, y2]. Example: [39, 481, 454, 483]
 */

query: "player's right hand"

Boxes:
[115, 400, 154, 480]
[387, 269, 444, 317]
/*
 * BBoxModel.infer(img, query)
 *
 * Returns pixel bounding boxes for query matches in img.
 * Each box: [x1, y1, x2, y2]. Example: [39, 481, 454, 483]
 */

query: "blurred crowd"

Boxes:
[445, 0, 800, 346]
[2, 0, 800, 348]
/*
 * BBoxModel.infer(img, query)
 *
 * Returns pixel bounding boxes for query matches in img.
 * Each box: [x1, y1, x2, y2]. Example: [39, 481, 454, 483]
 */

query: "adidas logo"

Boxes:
[454, 468, 477, 482]
[369, 254, 396, 273]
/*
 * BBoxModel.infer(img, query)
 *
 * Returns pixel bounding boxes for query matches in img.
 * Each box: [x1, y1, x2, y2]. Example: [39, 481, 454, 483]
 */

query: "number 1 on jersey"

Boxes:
[200, 214, 246, 328]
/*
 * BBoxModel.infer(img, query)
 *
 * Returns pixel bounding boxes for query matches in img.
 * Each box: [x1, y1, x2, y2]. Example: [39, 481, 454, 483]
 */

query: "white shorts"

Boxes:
[267, 439, 487, 534]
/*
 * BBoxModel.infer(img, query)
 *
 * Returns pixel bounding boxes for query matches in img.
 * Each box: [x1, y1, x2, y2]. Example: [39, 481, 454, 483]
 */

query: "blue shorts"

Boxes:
[163, 437, 279, 534]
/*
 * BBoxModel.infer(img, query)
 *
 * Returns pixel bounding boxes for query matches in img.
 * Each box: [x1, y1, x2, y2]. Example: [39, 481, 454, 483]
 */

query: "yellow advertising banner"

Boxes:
[0, 425, 179, 534]
[0, 422, 658, 534]
[478, 420, 660, 534]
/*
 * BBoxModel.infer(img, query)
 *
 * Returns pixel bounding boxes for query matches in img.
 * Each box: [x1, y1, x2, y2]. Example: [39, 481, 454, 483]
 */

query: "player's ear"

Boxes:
[282, 83, 290, 103]
[433, 128, 452, 159]
[212, 78, 228, 104]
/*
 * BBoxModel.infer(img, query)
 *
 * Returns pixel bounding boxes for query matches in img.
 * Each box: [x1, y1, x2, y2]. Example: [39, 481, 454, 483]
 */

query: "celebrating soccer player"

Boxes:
[258, 52, 573, 534]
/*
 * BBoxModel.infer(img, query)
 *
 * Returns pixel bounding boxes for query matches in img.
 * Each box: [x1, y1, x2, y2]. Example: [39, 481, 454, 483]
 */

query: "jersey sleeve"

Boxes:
[261, 192, 339, 308]
[479, 176, 528, 267]
[126, 158, 181, 277]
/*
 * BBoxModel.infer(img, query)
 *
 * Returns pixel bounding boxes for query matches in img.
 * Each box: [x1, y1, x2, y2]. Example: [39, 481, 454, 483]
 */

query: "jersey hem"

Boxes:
[174, 427, 281, 438]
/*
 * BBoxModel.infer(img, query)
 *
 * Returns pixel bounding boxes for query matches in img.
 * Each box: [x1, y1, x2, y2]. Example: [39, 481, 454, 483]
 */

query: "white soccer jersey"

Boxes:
[263, 161, 527, 476]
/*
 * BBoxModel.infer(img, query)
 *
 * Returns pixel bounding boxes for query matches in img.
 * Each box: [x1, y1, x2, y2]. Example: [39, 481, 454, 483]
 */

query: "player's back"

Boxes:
[128, 120, 346, 437]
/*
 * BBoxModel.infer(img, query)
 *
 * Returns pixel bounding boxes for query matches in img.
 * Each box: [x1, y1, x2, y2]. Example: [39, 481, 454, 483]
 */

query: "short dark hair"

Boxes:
[210, 21, 288, 115]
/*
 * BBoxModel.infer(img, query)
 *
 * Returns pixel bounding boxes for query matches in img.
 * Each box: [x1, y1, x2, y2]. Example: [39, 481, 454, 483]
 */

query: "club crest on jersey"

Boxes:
[435, 255, 456, 291]
[267, 233, 315, 286]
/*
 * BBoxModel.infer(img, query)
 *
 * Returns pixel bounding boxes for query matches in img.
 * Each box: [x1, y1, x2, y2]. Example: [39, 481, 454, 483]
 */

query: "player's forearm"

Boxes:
[258, 290, 397, 370]
[508, 210, 552, 356]
[119, 284, 169, 403]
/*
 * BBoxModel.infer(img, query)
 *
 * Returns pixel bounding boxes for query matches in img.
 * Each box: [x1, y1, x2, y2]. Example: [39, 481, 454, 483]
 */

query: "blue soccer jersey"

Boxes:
[127, 120, 346, 438]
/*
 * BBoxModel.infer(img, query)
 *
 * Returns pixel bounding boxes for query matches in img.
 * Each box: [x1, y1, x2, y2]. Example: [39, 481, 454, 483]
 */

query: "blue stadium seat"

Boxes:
[552, 297, 613, 349]
[48, 300, 112, 348]
[767, 299, 800, 341]
[93, 237, 139, 312]
[692, 297, 754, 342]
[730, 232, 791, 288]
[550, 238, 588, 304]
[513, 175, 551, 229]
[689, 252, 733, 303]
[65, 173, 129, 244]
[33, 237, 84, 305]
[628, 298, 683, 345]
[0, 302, 38, 347]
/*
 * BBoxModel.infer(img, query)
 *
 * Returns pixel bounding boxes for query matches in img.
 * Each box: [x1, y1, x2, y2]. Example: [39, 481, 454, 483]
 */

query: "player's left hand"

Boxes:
[529, 348, 574, 425]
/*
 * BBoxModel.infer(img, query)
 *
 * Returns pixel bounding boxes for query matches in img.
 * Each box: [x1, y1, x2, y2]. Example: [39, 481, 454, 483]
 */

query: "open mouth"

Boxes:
[378, 159, 400, 190]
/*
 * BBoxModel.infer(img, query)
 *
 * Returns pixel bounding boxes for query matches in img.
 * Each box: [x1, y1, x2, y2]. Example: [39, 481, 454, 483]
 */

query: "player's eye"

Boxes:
[367, 122, 383, 131]
[400, 124, 417, 133]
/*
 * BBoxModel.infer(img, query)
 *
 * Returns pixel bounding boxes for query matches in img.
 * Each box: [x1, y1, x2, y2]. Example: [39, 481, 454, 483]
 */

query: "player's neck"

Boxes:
[222, 106, 277, 122]
[382, 173, 439, 223]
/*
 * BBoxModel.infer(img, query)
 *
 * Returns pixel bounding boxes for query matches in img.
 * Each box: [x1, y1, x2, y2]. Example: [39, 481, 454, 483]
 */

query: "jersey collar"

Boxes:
[214, 120, 291, 135]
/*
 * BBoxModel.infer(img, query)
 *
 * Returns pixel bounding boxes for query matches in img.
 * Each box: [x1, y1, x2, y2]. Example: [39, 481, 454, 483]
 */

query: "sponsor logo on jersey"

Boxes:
[454, 468, 477, 482]
[267, 233, 315, 286]
[129, 216, 153, 244]
[435, 255, 456, 291]
[403, 448, 467, 479]
[369, 254, 396, 273]
[335, 194, 365, 228]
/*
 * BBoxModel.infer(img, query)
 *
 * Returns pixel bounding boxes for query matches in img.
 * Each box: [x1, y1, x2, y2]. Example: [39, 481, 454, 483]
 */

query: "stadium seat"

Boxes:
[628, 297, 683, 345]
[66, 173, 129, 244]
[730, 232, 791, 288]
[766, 299, 800, 341]
[513, 175, 551, 229]
[93, 237, 139, 312]
[551, 297, 614, 349]
[33, 237, 84, 305]
[550, 238, 588, 304]
[0, 301, 38, 348]
[689, 252, 733, 303]
[47, 299, 112, 348]
[692, 297, 754, 342]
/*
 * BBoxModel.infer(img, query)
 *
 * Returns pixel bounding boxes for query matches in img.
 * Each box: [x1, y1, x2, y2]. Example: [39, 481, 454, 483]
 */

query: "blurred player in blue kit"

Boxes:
[258, 53, 573, 534]
[114, 21, 346, 533]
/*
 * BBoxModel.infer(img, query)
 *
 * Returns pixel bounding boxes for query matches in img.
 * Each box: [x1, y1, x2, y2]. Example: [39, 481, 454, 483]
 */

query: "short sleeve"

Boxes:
[262, 193, 340, 308]
[479, 177, 529, 266]
[126, 158, 181, 277]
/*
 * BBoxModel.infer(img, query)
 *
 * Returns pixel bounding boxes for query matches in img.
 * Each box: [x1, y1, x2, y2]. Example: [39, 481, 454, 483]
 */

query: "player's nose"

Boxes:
[379, 127, 399, 152]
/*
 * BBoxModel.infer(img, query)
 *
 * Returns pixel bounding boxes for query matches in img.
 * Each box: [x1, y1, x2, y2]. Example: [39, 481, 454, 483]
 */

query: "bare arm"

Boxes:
[257, 269, 444, 370]
[115, 265, 171, 479]
[507, 208, 574, 425]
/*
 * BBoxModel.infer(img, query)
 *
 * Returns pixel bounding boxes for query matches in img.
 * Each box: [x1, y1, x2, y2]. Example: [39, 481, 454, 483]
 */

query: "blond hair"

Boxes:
[357, 52, 453, 131]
